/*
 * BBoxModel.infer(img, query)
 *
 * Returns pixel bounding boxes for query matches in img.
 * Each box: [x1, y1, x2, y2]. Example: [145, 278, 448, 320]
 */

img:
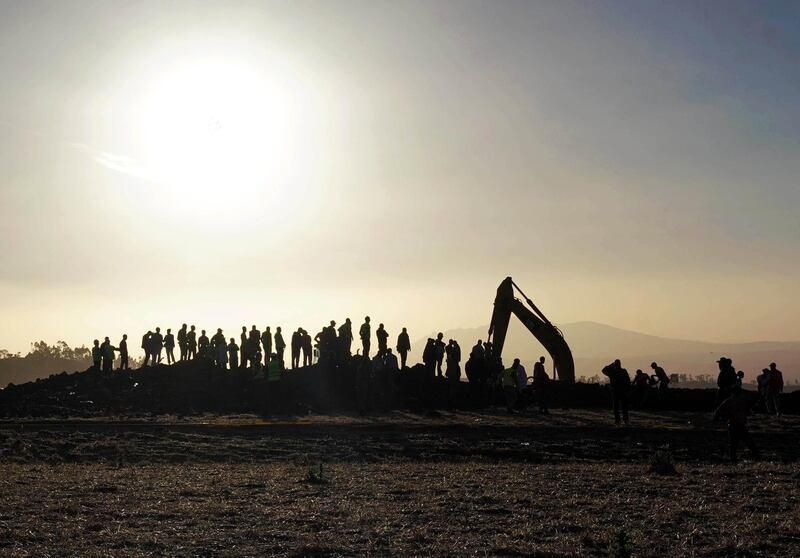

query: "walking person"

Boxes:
[396, 327, 411, 369]
[714, 385, 761, 463]
[164, 328, 176, 364]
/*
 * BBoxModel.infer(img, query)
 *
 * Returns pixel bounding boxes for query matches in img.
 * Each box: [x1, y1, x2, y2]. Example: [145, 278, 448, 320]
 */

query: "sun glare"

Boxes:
[135, 58, 310, 209]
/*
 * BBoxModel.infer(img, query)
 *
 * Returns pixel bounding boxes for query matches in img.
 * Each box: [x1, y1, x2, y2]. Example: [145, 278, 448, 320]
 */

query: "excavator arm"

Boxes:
[487, 277, 575, 383]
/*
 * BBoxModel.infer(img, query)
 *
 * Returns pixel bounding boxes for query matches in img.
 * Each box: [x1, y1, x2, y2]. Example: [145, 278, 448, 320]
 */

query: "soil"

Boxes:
[1, 410, 798, 557]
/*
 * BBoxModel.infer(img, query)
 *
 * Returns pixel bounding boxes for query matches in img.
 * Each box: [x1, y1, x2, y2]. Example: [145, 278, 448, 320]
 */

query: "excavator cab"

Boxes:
[487, 277, 575, 383]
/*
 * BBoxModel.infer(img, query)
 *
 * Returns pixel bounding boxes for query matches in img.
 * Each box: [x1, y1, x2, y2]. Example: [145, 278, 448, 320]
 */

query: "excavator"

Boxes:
[487, 277, 575, 383]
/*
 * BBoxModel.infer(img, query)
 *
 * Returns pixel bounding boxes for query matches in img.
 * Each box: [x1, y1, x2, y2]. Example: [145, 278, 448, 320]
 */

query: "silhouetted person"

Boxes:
[651, 362, 669, 392]
[434, 333, 446, 377]
[92, 339, 101, 371]
[291, 329, 302, 369]
[261, 327, 272, 363]
[736, 370, 744, 388]
[471, 339, 485, 359]
[248, 325, 261, 366]
[187, 325, 197, 360]
[118, 334, 129, 370]
[177, 324, 188, 361]
[602, 359, 630, 425]
[302, 329, 313, 366]
[396, 327, 411, 368]
[164, 328, 176, 365]
[715, 357, 737, 406]
[756, 368, 770, 411]
[141, 331, 152, 366]
[445, 340, 462, 405]
[767, 362, 784, 416]
[227, 338, 239, 370]
[212, 328, 226, 369]
[240, 326, 249, 369]
[533, 356, 550, 414]
[151, 327, 164, 364]
[360, 316, 371, 356]
[422, 338, 436, 380]
[100, 336, 116, 373]
[376, 323, 389, 357]
[338, 318, 353, 356]
[714, 385, 760, 463]
[198, 329, 209, 357]
[274, 327, 286, 369]
[501, 359, 518, 414]
[632, 369, 650, 406]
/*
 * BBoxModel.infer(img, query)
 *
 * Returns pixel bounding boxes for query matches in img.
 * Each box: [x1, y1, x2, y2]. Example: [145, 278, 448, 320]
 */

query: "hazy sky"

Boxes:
[1, 0, 799, 354]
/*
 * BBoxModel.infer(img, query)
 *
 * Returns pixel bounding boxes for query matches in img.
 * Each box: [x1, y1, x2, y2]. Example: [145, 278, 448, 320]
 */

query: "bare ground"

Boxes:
[1, 410, 799, 557]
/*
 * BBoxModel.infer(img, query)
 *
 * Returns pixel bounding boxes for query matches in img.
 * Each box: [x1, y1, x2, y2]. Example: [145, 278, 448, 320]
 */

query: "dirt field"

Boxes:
[1, 410, 799, 557]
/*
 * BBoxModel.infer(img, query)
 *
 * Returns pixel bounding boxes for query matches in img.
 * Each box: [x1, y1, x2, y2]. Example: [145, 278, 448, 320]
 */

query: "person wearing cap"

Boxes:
[715, 357, 737, 407]
[766, 362, 784, 416]
[714, 384, 760, 463]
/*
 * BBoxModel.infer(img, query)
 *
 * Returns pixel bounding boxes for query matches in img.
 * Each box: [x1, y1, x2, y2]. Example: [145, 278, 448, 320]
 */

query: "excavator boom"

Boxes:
[488, 277, 575, 383]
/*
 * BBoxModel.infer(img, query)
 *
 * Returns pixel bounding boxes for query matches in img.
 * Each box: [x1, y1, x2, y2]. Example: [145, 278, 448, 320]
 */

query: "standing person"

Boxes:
[187, 325, 197, 360]
[261, 327, 272, 364]
[118, 334, 129, 371]
[302, 329, 313, 366]
[632, 369, 650, 407]
[714, 385, 760, 463]
[602, 359, 631, 425]
[227, 338, 239, 370]
[501, 360, 518, 414]
[766, 362, 784, 416]
[177, 324, 188, 362]
[291, 329, 302, 369]
[100, 337, 116, 373]
[445, 340, 462, 405]
[651, 362, 670, 392]
[198, 329, 209, 357]
[141, 331, 152, 367]
[715, 357, 737, 406]
[434, 333, 446, 377]
[274, 327, 286, 369]
[359, 316, 371, 356]
[212, 328, 227, 369]
[422, 338, 436, 381]
[471, 339, 485, 359]
[164, 328, 176, 365]
[91, 339, 102, 372]
[533, 356, 550, 415]
[396, 327, 411, 368]
[338, 318, 353, 357]
[756, 368, 771, 411]
[240, 327, 249, 369]
[248, 326, 261, 366]
[376, 323, 389, 357]
[151, 327, 164, 364]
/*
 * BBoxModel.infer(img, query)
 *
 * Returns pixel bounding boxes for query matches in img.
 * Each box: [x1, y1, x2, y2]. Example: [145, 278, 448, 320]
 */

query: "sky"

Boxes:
[0, 0, 799, 355]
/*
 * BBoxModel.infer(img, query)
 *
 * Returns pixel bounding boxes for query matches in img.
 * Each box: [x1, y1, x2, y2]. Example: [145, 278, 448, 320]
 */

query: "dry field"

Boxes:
[1, 410, 798, 557]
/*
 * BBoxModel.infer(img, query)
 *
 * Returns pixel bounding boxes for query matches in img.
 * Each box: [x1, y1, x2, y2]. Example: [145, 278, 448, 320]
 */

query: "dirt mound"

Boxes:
[1, 358, 798, 417]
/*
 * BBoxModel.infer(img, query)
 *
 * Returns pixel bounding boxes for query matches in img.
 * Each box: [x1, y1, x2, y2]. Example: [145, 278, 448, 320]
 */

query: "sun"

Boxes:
[135, 57, 307, 206]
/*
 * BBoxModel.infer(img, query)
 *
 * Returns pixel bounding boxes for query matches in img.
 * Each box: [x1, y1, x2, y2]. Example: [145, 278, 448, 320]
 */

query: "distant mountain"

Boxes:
[412, 321, 800, 382]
